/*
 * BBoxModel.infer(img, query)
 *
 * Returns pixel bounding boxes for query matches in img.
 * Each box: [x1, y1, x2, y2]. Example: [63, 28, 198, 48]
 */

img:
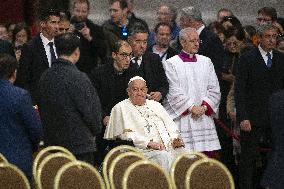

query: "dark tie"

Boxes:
[48, 42, 56, 64]
[132, 57, 139, 69]
[266, 52, 272, 68]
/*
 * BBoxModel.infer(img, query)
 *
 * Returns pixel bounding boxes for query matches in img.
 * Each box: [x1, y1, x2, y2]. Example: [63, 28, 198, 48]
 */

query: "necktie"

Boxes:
[266, 52, 272, 68]
[48, 42, 56, 64]
[132, 57, 139, 69]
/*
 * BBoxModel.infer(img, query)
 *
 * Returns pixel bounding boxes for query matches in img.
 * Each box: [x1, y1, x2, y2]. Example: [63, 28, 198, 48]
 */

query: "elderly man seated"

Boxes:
[104, 76, 185, 171]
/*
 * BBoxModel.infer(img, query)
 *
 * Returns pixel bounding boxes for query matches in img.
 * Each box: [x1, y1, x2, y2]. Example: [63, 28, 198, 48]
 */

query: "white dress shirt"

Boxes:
[40, 33, 58, 67]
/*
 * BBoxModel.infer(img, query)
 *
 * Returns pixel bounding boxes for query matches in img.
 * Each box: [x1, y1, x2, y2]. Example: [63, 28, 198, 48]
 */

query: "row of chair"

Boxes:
[103, 145, 235, 189]
[1, 145, 235, 189]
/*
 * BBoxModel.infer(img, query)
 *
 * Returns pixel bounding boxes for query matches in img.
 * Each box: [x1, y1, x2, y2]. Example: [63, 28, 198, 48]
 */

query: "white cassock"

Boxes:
[163, 54, 221, 152]
[104, 99, 187, 171]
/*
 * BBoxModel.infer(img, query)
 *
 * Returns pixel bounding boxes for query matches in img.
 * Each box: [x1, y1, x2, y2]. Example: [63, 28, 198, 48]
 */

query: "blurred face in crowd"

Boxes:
[277, 40, 284, 53]
[110, 1, 127, 24]
[72, 2, 89, 22]
[128, 32, 148, 57]
[257, 13, 273, 25]
[128, 79, 148, 106]
[179, 16, 198, 30]
[0, 25, 9, 41]
[217, 10, 232, 23]
[112, 42, 132, 71]
[225, 36, 242, 54]
[259, 28, 278, 52]
[58, 20, 71, 35]
[15, 29, 28, 45]
[180, 30, 200, 54]
[41, 16, 60, 40]
[157, 5, 172, 25]
[156, 25, 171, 48]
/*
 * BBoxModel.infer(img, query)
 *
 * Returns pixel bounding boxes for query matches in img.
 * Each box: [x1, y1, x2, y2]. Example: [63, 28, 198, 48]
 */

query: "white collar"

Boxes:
[40, 33, 54, 47]
[258, 44, 273, 58]
[196, 24, 205, 36]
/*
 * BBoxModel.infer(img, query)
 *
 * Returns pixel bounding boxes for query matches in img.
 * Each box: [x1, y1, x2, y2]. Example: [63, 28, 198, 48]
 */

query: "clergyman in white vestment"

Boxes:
[163, 28, 221, 156]
[104, 76, 186, 171]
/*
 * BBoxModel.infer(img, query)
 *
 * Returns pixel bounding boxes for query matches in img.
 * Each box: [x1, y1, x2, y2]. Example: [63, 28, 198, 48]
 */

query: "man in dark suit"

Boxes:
[71, 0, 107, 72]
[235, 23, 284, 189]
[172, 6, 224, 78]
[147, 22, 178, 63]
[38, 33, 102, 165]
[0, 54, 42, 181]
[90, 40, 133, 164]
[128, 23, 169, 102]
[261, 89, 284, 189]
[15, 9, 60, 104]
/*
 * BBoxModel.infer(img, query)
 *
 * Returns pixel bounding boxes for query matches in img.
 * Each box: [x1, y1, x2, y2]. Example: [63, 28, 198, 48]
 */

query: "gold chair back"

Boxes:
[185, 158, 235, 189]
[0, 153, 8, 163]
[109, 152, 145, 189]
[122, 160, 173, 189]
[33, 145, 74, 183]
[102, 145, 141, 189]
[0, 162, 31, 189]
[170, 152, 207, 189]
[37, 152, 76, 189]
[54, 160, 105, 189]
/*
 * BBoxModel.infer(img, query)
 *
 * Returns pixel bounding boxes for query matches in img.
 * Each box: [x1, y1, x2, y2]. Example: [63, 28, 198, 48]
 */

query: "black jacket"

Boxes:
[38, 58, 102, 154]
[235, 48, 284, 129]
[129, 52, 169, 99]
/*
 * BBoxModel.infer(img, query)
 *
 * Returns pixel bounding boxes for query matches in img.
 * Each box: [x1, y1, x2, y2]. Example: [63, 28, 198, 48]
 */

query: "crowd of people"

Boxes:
[1, 0, 284, 189]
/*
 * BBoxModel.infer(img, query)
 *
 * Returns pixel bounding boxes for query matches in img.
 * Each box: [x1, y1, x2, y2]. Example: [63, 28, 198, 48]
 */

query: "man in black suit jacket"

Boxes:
[15, 9, 60, 104]
[235, 23, 284, 189]
[39, 33, 102, 165]
[90, 40, 134, 164]
[147, 22, 178, 63]
[71, 0, 107, 73]
[128, 23, 169, 102]
[171, 6, 224, 78]
[261, 89, 284, 189]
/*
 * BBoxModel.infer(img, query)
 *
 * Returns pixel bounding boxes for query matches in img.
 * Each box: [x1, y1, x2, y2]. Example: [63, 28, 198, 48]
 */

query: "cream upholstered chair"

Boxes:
[36, 152, 76, 189]
[54, 160, 105, 189]
[122, 160, 173, 189]
[102, 145, 141, 189]
[185, 158, 235, 189]
[109, 152, 145, 189]
[33, 145, 74, 184]
[0, 162, 31, 189]
[0, 153, 8, 163]
[170, 152, 207, 189]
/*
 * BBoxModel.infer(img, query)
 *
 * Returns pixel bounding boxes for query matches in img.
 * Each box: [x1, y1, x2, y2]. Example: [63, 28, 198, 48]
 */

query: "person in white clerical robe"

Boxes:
[104, 76, 185, 171]
[163, 28, 221, 157]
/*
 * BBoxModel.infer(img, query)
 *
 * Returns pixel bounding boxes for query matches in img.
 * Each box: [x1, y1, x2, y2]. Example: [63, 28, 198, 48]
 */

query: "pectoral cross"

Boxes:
[145, 123, 152, 133]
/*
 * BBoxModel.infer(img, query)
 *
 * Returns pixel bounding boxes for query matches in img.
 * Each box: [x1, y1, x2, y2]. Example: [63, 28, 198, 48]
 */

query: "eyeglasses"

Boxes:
[118, 52, 133, 59]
